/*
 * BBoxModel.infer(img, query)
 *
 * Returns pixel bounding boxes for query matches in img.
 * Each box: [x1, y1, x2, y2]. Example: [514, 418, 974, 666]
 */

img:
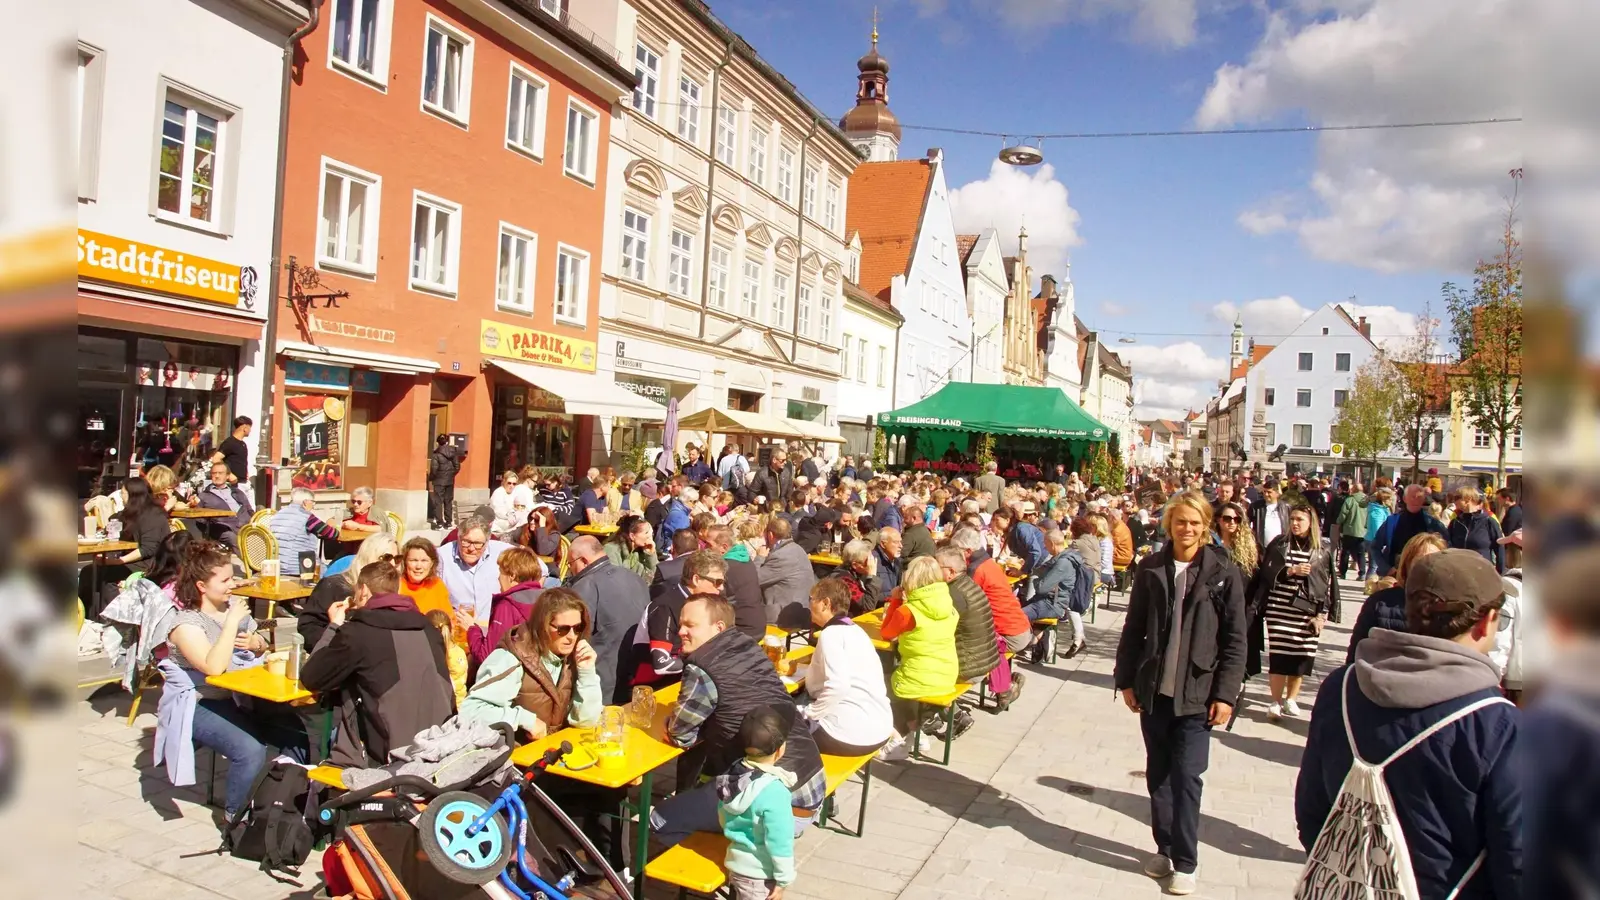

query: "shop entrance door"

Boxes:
[428, 402, 450, 456]
[79, 385, 126, 498]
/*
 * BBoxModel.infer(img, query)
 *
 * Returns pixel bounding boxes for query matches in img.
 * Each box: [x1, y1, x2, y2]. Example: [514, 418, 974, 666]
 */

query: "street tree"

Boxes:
[1389, 304, 1450, 485]
[1443, 175, 1524, 485]
[1332, 355, 1401, 482]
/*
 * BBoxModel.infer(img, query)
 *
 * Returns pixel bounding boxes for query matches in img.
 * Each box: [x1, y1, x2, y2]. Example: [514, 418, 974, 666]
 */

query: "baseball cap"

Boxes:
[1405, 549, 1506, 634]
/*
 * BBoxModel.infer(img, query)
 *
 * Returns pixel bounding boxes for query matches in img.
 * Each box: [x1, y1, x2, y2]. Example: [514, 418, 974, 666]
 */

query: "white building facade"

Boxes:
[581, 0, 859, 463]
[1244, 304, 1379, 474]
[76, 0, 310, 497]
[837, 279, 902, 459]
[960, 230, 1008, 385]
[889, 152, 971, 405]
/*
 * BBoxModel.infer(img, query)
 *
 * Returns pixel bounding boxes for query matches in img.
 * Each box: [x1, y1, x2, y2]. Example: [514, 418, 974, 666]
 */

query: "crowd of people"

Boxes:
[80, 445, 1591, 900]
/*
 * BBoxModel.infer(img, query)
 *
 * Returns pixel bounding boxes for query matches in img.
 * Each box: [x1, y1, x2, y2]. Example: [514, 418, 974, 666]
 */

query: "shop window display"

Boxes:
[283, 392, 347, 491]
[491, 385, 573, 476]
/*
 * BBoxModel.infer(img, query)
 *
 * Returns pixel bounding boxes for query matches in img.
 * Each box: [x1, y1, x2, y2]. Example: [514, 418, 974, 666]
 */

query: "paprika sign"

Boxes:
[479, 318, 597, 372]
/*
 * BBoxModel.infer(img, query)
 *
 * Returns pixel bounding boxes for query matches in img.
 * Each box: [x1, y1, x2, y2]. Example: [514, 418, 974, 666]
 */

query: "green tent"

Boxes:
[877, 382, 1112, 441]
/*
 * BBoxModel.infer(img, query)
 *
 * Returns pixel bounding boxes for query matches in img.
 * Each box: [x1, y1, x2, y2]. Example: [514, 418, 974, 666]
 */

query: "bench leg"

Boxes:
[941, 704, 955, 765]
[856, 761, 872, 837]
[819, 793, 832, 829]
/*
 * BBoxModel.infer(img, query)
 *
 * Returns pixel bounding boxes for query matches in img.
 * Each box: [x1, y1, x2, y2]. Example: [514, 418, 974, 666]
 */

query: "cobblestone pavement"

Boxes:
[75, 576, 1368, 899]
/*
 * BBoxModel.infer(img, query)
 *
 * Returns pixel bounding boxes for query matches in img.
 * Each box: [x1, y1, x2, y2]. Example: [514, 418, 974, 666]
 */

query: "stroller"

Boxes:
[318, 733, 633, 900]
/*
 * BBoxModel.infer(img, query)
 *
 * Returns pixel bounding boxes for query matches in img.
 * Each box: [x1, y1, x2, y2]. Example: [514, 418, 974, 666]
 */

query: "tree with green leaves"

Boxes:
[1388, 304, 1450, 484]
[1442, 176, 1524, 484]
[1332, 355, 1401, 480]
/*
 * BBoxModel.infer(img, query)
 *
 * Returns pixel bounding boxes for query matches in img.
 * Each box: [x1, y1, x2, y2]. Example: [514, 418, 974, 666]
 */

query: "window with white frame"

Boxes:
[157, 93, 226, 227]
[1265, 387, 1276, 406]
[677, 76, 700, 144]
[505, 66, 546, 157]
[770, 271, 788, 328]
[824, 180, 839, 231]
[877, 346, 887, 387]
[1474, 428, 1493, 449]
[747, 124, 767, 185]
[1296, 389, 1312, 407]
[537, 0, 562, 13]
[318, 159, 381, 273]
[564, 100, 598, 181]
[421, 17, 472, 123]
[802, 166, 817, 218]
[1265, 423, 1276, 445]
[1513, 427, 1522, 450]
[668, 230, 694, 298]
[847, 249, 860, 283]
[841, 333, 853, 377]
[708, 245, 730, 309]
[796, 284, 811, 336]
[1293, 424, 1312, 447]
[1428, 429, 1444, 454]
[1298, 351, 1313, 371]
[632, 43, 659, 118]
[78, 44, 105, 200]
[554, 245, 589, 324]
[409, 191, 460, 293]
[496, 224, 537, 312]
[716, 106, 738, 167]
[776, 144, 794, 203]
[818, 285, 832, 343]
[1336, 352, 1351, 372]
[329, 0, 389, 83]
[856, 337, 868, 382]
[740, 261, 761, 319]
[620, 208, 649, 282]
[1333, 389, 1348, 408]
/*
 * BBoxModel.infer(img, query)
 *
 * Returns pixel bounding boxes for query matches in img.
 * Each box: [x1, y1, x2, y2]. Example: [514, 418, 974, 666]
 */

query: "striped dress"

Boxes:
[1264, 544, 1320, 675]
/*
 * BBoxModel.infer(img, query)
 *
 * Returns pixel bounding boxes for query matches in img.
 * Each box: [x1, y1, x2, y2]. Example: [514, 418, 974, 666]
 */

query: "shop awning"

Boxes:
[677, 407, 804, 439]
[786, 418, 846, 444]
[279, 340, 440, 375]
[876, 382, 1112, 441]
[488, 359, 665, 421]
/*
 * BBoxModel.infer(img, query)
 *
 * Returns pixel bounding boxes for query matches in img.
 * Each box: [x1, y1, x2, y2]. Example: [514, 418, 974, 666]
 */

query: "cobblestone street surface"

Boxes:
[75, 578, 1365, 899]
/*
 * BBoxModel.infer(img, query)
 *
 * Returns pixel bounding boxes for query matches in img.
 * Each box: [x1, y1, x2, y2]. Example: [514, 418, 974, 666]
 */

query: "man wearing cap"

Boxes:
[1296, 550, 1520, 899]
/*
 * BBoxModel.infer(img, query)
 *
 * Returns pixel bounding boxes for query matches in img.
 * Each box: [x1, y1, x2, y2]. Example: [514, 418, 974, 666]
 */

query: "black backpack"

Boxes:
[222, 759, 323, 876]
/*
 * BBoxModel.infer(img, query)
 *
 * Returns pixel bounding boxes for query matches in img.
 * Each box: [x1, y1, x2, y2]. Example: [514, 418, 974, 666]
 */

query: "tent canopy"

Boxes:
[676, 407, 846, 444]
[877, 382, 1112, 441]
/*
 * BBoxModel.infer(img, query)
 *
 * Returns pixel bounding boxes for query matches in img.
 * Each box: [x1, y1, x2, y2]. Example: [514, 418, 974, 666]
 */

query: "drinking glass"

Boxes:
[627, 686, 656, 731]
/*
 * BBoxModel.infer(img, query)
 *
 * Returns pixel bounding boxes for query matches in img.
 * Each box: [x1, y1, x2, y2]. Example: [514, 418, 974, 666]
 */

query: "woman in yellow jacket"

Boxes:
[875, 556, 961, 760]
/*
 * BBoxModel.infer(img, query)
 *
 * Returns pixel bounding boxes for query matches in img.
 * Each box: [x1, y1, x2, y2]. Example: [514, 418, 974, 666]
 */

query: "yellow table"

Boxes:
[172, 507, 233, 519]
[77, 540, 138, 556]
[337, 525, 381, 543]
[808, 553, 842, 568]
[207, 667, 332, 760]
[233, 577, 315, 624]
[574, 523, 619, 537]
[857, 617, 893, 652]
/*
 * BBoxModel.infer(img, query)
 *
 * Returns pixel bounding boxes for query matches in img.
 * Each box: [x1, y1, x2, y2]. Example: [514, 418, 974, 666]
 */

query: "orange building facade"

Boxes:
[272, 0, 636, 524]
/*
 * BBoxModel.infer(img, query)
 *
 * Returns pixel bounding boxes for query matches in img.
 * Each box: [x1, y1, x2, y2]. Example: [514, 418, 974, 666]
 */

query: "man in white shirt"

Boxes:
[1252, 479, 1290, 548]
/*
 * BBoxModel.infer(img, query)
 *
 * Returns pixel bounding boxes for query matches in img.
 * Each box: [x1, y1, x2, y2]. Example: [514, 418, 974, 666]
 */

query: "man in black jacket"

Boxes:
[703, 525, 769, 641]
[429, 434, 462, 528]
[749, 449, 794, 507]
[1114, 493, 1247, 896]
[566, 536, 648, 704]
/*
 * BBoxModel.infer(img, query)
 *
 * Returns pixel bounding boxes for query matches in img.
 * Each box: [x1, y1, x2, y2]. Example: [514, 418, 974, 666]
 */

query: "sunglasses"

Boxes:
[698, 577, 726, 589]
[378, 553, 400, 563]
[547, 623, 582, 637]
[1219, 515, 1240, 523]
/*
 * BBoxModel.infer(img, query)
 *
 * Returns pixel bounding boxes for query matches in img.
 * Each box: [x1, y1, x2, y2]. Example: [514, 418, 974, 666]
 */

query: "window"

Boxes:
[708, 245, 730, 310]
[856, 337, 868, 382]
[317, 159, 381, 274]
[740, 261, 761, 319]
[668, 230, 694, 298]
[1264, 387, 1275, 406]
[847, 249, 860, 284]
[1296, 389, 1311, 407]
[505, 67, 547, 157]
[1333, 389, 1348, 408]
[329, 0, 389, 84]
[563, 100, 598, 181]
[877, 346, 888, 387]
[919, 283, 928, 311]
[796, 284, 811, 337]
[78, 44, 105, 200]
[1293, 424, 1312, 447]
[554, 245, 589, 324]
[1513, 428, 1522, 450]
[409, 192, 460, 293]
[620, 208, 649, 282]
[632, 43, 659, 118]
[776, 144, 794, 203]
[157, 95, 225, 227]
[676, 76, 700, 143]
[1428, 430, 1444, 454]
[824, 180, 840, 231]
[421, 17, 472, 124]
[1298, 352, 1313, 371]
[747, 124, 767, 185]
[716, 106, 738, 167]
[802, 166, 817, 218]
[841, 333, 853, 377]
[819, 285, 832, 343]
[495, 224, 536, 312]
[1336, 352, 1351, 372]
[1474, 428, 1493, 449]
[537, 0, 562, 13]
[770, 272, 788, 328]
[1265, 423, 1276, 445]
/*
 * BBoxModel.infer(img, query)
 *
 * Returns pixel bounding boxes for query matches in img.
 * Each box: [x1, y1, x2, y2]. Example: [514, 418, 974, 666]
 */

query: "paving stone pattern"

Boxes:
[77, 578, 1367, 899]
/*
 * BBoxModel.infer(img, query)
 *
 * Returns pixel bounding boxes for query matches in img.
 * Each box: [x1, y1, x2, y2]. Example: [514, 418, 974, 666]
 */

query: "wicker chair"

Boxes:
[385, 510, 405, 544]
[237, 523, 277, 580]
[556, 534, 573, 580]
[170, 518, 187, 533]
[249, 508, 274, 527]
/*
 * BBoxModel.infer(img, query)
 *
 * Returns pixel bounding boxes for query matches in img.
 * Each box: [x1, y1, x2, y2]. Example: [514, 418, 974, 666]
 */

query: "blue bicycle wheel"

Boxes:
[419, 791, 513, 884]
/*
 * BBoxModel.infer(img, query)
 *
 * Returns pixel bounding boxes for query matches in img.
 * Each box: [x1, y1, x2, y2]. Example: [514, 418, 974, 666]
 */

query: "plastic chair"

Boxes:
[237, 523, 277, 579]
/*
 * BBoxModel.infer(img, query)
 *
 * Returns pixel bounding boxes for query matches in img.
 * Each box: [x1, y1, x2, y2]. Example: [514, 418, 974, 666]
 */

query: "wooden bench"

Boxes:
[1031, 618, 1060, 664]
[643, 752, 876, 897]
[909, 683, 976, 765]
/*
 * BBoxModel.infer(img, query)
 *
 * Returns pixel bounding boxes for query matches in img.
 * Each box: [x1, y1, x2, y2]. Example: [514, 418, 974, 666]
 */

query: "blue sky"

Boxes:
[711, 0, 1527, 419]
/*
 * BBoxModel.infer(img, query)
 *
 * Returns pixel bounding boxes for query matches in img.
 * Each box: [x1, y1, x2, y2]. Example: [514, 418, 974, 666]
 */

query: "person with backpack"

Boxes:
[429, 434, 462, 528]
[1021, 528, 1091, 661]
[718, 442, 752, 503]
[1295, 549, 1519, 900]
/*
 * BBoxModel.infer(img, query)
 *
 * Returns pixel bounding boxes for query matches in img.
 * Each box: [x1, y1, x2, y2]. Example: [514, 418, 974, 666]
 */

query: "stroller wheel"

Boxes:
[419, 791, 513, 884]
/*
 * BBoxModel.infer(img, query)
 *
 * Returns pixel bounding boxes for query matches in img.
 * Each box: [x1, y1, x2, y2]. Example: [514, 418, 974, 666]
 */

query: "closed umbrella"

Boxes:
[655, 397, 679, 480]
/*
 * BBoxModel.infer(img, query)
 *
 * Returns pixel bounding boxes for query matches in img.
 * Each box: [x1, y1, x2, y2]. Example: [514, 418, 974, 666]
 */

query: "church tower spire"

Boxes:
[1229, 314, 1245, 375]
[838, 9, 901, 162]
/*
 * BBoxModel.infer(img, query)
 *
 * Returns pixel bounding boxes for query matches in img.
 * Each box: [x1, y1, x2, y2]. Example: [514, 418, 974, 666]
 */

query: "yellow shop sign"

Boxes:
[77, 229, 244, 307]
[479, 318, 596, 372]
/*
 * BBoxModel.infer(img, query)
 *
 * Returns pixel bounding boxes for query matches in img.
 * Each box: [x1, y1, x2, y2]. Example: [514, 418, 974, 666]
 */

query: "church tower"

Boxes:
[1229, 314, 1245, 375]
[838, 18, 901, 162]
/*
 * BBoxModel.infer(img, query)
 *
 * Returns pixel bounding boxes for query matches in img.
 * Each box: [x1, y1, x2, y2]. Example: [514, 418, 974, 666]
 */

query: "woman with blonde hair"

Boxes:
[1250, 504, 1337, 719]
[1345, 531, 1447, 664]
[875, 555, 961, 759]
[298, 531, 398, 650]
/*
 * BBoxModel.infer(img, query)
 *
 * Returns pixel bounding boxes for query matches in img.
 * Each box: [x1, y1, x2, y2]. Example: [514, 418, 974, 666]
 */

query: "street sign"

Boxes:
[1330, 442, 1345, 456]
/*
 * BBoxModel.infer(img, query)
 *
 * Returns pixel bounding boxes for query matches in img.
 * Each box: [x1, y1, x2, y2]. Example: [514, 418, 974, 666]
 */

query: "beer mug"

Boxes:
[627, 686, 656, 731]
[260, 558, 280, 590]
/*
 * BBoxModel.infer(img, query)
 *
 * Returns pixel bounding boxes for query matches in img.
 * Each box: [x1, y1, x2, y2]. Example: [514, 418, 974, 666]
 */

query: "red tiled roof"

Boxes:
[1230, 344, 1274, 381]
[955, 234, 979, 268]
[843, 159, 934, 307]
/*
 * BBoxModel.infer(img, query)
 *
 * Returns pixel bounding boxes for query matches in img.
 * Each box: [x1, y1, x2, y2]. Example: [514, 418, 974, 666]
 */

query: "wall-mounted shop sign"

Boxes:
[77, 228, 257, 309]
[284, 361, 382, 394]
[480, 319, 596, 372]
[615, 376, 669, 404]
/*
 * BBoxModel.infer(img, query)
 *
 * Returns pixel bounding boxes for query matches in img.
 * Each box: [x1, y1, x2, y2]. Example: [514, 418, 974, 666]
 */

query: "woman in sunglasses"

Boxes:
[459, 587, 601, 740]
[1214, 502, 1263, 681]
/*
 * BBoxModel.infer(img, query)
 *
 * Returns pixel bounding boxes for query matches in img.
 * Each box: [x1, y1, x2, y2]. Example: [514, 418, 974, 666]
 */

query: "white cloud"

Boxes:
[1195, 0, 1567, 272]
[1100, 301, 1131, 317]
[1117, 340, 1226, 382]
[918, 0, 1202, 48]
[950, 159, 1082, 282]
[1210, 295, 1314, 340]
